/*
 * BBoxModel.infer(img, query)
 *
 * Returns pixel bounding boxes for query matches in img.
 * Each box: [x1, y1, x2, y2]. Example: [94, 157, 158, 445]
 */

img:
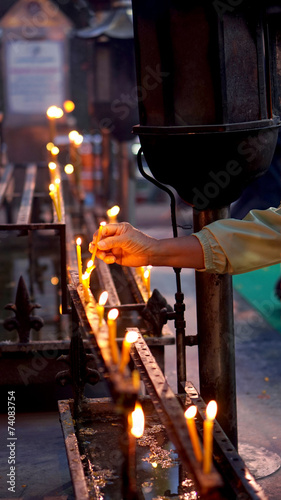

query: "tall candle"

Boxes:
[82, 272, 90, 302]
[119, 330, 138, 374]
[91, 221, 106, 263]
[49, 184, 60, 221]
[143, 266, 152, 298]
[96, 291, 108, 327]
[184, 406, 203, 462]
[76, 237, 83, 284]
[54, 178, 61, 221]
[107, 308, 119, 364]
[203, 400, 217, 474]
[130, 401, 145, 438]
[46, 106, 63, 142]
[48, 162, 57, 182]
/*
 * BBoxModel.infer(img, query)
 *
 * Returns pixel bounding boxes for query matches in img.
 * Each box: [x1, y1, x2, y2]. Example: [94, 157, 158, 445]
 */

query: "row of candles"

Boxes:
[76, 227, 217, 475]
[129, 400, 217, 474]
[46, 103, 82, 219]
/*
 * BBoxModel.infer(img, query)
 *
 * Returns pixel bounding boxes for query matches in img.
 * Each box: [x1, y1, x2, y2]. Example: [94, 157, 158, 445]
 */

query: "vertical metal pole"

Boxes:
[193, 207, 238, 448]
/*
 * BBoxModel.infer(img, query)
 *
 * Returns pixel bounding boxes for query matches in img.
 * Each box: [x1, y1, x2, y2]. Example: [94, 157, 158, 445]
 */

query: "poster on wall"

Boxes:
[5, 39, 64, 115]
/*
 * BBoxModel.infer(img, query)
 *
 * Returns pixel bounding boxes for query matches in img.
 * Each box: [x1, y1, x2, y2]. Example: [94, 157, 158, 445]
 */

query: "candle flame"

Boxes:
[99, 291, 108, 306]
[107, 205, 120, 217]
[64, 100, 75, 113]
[100, 221, 107, 227]
[46, 142, 54, 151]
[48, 162, 56, 171]
[108, 308, 119, 321]
[130, 402, 145, 438]
[87, 260, 93, 269]
[55, 178, 60, 186]
[47, 106, 63, 119]
[184, 405, 197, 420]
[143, 269, 150, 279]
[69, 130, 79, 142]
[76, 237, 82, 246]
[49, 183, 55, 192]
[51, 146, 60, 155]
[73, 134, 83, 146]
[206, 400, 217, 421]
[125, 330, 138, 344]
[64, 164, 74, 175]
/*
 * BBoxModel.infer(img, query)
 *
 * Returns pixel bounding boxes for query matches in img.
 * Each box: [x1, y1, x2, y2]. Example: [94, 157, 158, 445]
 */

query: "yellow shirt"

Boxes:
[194, 205, 281, 275]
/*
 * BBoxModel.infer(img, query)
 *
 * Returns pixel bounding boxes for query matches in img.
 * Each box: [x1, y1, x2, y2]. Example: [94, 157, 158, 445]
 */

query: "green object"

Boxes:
[233, 264, 281, 333]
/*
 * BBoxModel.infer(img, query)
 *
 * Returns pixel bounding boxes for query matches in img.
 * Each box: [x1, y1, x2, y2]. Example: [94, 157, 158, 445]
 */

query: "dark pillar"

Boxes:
[193, 207, 237, 448]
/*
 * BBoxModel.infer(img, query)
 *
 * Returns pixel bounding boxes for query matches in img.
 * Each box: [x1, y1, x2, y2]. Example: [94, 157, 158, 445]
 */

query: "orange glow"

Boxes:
[64, 100, 75, 113]
[64, 164, 74, 174]
[46, 142, 54, 151]
[47, 106, 63, 119]
[184, 405, 197, 420]
[130, 402, 145, 438]
[206, 401, 217, 421]
[69, 130, 79, 142]
[51, 146, 59, 156]
[99, 291, 108, 306]
[108, 308, 119, 321]
[48, 162, 56, 171]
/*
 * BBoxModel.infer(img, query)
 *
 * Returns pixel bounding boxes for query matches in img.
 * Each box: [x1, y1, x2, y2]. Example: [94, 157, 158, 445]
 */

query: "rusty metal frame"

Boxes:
[0, 163, 68, 313]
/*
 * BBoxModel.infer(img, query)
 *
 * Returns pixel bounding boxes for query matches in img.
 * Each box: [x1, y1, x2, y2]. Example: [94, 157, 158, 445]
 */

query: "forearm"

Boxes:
[149, 235, 205, 269]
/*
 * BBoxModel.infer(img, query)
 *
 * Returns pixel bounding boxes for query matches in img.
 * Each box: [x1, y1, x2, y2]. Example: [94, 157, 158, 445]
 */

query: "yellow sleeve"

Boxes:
[193, 205, 281, 275]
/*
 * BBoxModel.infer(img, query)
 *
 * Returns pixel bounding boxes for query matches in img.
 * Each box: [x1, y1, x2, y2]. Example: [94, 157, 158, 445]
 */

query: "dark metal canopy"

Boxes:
[131, 0, 281, 209]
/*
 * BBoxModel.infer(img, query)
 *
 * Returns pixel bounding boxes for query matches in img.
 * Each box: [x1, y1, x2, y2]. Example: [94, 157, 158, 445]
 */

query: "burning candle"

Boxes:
[91, 221, 106, 263]
[82, 272, 90, 302]
[96, 291, 108, 327]
[143, 266, 152, 298]
[54, 178, 61, 221]
[76, 237, 83, 284]
[48, 161, 57, 182]
[130, 401, 145, 438]
[119, 330, 139, 374]
[49, 183, 60, 221]
[107, 308, 119, 364]
[64, 163, 74, 175]
[46, 106, 63, 142]
[184, 406, 203, 462]
[203, 400, 217, 474]
[107, 205, 120, 224]
[63, 100, 75, 113]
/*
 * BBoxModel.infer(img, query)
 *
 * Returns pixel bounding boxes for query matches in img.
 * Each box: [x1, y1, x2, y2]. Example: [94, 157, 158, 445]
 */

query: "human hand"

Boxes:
[88, 222, 156, 267]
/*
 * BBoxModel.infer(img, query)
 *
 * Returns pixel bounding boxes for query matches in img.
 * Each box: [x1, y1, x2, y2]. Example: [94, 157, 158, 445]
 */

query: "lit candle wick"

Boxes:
[203, 400, 217, 474]
[76, 237, 83, 284]
[96, 291, 108, 327]
[184, 405, 203, 462]
[107, 308, 119, 364]
[119, 330, 138, 374]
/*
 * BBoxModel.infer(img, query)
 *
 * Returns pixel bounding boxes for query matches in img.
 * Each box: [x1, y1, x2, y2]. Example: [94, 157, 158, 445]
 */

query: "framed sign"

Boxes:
[6, 39, 64, 114]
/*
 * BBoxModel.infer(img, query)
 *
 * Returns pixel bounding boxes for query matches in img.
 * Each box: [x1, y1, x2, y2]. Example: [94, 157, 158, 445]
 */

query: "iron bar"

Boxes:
[193, 207, 237, 448]
[16, 163, 37, 225]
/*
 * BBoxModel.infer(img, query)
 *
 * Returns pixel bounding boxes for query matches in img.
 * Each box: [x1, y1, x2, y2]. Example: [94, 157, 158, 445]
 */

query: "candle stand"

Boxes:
[58, 291, 267, 499]
[0, 161, 70, 411]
